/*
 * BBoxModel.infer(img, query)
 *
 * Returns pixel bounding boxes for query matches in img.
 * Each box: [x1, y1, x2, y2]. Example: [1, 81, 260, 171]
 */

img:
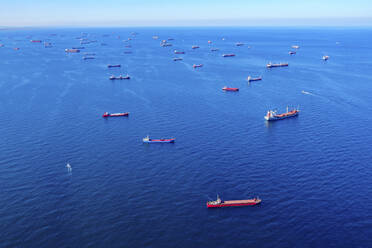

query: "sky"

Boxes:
[1, 0, 372, 27]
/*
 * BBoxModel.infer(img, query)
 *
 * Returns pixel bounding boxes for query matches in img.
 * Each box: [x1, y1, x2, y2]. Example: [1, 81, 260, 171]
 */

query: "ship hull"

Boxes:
[103, 113, 129, 117]
[267, 64, 288, 68]
[248, 78, 262, 82]
[207, 202, 260, 208]
[143, 139, 175, 143]
[265, 112, 298, 121]
[222, 88, 239, 91]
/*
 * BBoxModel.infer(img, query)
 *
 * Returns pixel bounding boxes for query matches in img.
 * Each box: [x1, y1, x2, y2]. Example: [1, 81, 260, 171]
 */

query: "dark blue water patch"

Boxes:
[0, 27, 372, 247]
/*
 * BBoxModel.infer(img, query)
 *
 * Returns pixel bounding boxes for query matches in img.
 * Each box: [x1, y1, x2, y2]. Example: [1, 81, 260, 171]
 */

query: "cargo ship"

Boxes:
[289, 51, 296, 55]
[143, 136, 175, 143]
[264, 107, 299, 121]
[236, 42, 244, 46]
[108, 64, 121, 68]
[322, 55, 329, 61]
[65, 48, 80, 53]
[192, 45, 200, 49]
[222, 86, 239, 91]
[193, 64, 203, 68]
[102, 112, 129, 117]
[173, 58, 183, 61]
[83, 56, 95, 60]
[222, 54, 235, 57]
[174, 50, 185, 54]
[207, 195, 261, 208]
[30, 40, 42, 43]
[247, 76, 262, 82]
[109, 74, 130, 80]
[267, 62, 288, 68]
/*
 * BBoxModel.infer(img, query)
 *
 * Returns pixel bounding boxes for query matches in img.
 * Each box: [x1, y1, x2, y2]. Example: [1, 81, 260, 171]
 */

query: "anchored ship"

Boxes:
[108, 64, 121, 68]
[265, 107, 299, 121]
[65, 48, 80, 53]
[143, 136, 175, 143]
[222, 86, 239, 91]
[247, 76, 262, 82]
[207, 195, 261, 208]
[102, 112, 129, 117]
[267, 62, 288, 68]
[191, 45, 200, 49]
[222, 54, 235, 57]
[174, 50, 185, 54]
[173, 58, 183, 61]
[109, 74, 130, 80]
[193, 64, 203, 68]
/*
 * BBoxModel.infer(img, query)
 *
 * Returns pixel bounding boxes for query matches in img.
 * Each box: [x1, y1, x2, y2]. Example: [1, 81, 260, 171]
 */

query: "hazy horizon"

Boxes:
[1, 0, 371, 27]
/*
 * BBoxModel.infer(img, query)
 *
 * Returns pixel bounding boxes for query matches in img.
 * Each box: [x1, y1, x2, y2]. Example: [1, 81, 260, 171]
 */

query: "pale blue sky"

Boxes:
[1, 0, 371, 26]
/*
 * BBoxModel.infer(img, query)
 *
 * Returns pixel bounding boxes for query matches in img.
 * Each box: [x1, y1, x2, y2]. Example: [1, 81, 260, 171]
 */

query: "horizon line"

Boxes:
[1, 17, 371, 28]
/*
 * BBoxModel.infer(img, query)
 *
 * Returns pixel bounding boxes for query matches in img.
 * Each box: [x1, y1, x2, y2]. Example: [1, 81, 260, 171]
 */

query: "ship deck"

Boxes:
[223, 199, 258, 204]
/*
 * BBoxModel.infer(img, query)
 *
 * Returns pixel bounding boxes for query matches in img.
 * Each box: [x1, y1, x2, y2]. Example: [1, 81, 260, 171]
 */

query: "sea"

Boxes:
[0, 27, 372, 247]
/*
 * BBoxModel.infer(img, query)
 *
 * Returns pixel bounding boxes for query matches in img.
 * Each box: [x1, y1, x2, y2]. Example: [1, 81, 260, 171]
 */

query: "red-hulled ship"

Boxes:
[265, 107, 299, 121]
[193, 64, 203, 68]
[143, 136, 175, 143]
[207, 195, 261, 208]
[30, 40, 42, 43]
[222, 86, 239, 91]
[102, 112, 129, 117]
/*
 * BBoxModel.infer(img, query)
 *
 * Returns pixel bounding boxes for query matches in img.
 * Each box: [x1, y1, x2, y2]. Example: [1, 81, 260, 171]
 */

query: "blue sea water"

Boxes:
[1, 27, 372, 247]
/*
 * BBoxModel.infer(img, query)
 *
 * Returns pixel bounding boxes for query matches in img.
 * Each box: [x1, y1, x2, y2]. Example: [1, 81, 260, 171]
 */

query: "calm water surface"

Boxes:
[0, 27, 372, 247]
